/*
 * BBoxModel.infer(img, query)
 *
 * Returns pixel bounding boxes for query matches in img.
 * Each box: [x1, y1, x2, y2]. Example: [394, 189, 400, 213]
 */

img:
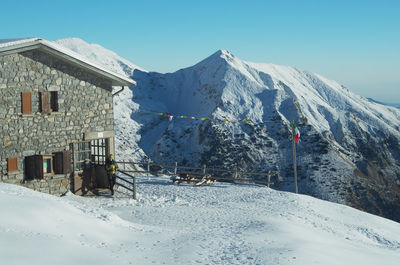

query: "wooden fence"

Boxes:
[116, 170, 136, 199]
[116, 160, 276, 187]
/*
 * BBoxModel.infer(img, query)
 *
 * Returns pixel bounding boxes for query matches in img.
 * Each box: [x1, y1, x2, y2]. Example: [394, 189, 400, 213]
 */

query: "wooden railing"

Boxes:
[116, 169, 136, 199]
[116, 160, 276, 187]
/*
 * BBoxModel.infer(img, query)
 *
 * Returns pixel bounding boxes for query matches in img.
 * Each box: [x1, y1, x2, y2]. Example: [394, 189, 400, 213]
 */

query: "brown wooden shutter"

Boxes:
[25, 156, 36, 179]
[53, 151, 70, 174]
[7, 157, 18, 172]
[35, 155, 44, 179]
[40, 91, 51, 114]
[53, 152, 63, 174]
[62, 150, 72, 174]
[21, 92, 32, 114]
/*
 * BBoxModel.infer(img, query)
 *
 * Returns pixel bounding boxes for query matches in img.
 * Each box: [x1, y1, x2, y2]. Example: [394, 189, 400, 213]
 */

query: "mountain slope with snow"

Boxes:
[55, 38, 400, 222]
[128, 49, 400, 222]
[1, 178, 400, 265]
[54, 37, 146, 76]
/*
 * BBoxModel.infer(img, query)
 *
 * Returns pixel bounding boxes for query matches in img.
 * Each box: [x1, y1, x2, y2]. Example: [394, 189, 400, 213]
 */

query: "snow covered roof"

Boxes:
[0, 38, 136, 87]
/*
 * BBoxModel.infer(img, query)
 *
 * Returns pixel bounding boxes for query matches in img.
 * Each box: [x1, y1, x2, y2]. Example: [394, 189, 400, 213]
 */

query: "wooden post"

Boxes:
[174, 161, 178, 175]
[292, 120, 298, 194]
[147, 158, 150, 176]
[267, 172, 271, 188]
[133, 176, 136, 200]
[202, 164, 206, 174]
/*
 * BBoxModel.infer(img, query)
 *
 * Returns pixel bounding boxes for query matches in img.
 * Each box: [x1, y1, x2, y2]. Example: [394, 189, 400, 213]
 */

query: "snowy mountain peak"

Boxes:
[215, 49, 234, 59]
[193, 49, 238, 69]
[209, 49, 234, 59]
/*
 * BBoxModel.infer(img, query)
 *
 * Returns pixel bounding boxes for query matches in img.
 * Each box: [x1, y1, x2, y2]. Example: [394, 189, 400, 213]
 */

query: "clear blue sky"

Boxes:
[2, 0, 399, 103]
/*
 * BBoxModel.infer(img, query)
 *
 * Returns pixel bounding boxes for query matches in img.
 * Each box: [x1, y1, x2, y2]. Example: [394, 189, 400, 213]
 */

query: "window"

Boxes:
[25, 152, 70, 180]
[42, 155, 53, 176]
[50, 91, 58, 112]
[71, 139, 109, 171]
[21, 92, 32, 114]
[25, 155, 56, 179]
[7, 157, 18, 172]
[40, 91, 58, 114]
[72, 141, 91, 171]
[91, 138, 109, 165]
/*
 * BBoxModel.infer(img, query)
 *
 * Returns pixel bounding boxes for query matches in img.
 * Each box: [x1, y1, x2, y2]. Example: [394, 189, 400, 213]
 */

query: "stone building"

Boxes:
[0, 38, 136, 195]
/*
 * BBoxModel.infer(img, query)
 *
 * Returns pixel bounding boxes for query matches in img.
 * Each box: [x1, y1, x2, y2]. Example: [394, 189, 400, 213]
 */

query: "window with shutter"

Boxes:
[7, 157, 18, 172]
[50, 91, 58, 112]
[24, 155, 53, 179]
[21, 92, 32, 114]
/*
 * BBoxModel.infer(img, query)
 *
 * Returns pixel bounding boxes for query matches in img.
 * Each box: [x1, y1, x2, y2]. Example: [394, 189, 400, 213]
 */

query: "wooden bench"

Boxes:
[172, 172, 216, 186]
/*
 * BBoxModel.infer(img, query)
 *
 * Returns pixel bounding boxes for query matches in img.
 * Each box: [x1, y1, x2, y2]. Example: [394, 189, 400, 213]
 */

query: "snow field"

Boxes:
[1, 175, 399, 265]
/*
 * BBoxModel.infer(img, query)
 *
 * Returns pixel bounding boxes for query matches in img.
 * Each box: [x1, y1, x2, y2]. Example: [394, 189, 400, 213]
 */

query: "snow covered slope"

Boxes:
[1, 178, 400, 265]
[55, 38, 400, 223]
[54, 38, 145, 76]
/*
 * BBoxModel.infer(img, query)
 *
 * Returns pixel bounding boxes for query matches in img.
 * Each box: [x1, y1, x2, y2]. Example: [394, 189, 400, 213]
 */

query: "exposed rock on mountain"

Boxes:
[56, 39, 400, 222]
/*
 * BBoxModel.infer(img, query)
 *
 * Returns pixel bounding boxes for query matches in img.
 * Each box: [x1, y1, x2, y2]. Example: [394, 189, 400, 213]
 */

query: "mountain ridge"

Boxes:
[367, 97, 400, 109]
[54, 37, 146, 76]
[55, 38, 400, 222]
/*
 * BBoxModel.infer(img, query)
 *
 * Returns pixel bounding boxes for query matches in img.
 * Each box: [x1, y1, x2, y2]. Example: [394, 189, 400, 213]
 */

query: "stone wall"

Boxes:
[0, 50, 115, 195]
[4, 174, 71, 196]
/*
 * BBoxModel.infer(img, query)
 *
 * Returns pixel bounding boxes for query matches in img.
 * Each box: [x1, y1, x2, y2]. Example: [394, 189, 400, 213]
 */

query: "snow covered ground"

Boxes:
[1, 176, 399, 265]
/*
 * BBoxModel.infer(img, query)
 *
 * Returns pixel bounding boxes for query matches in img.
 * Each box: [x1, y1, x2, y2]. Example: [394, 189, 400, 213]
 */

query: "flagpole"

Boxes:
[292, 120, 298, 194]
